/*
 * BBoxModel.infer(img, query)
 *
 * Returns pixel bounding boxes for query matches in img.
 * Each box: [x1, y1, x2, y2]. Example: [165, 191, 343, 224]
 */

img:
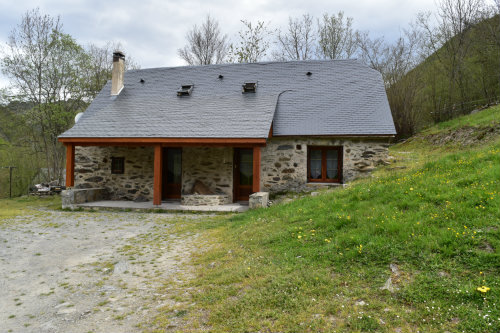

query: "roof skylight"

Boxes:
[177, 84, 194, 96]
[242, 81, 257, 93]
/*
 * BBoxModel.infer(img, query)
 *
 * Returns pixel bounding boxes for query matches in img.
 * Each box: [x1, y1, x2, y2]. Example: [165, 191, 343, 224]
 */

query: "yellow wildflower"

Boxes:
[477, 286, 490, 293]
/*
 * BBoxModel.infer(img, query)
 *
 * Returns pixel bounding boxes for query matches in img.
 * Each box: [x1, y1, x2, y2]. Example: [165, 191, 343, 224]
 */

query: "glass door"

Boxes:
[162, 148, 182, 199]
[233, 148, 253, 201]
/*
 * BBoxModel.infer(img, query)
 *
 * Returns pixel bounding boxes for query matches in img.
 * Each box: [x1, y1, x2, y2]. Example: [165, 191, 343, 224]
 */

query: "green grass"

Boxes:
[421, 105, 500, 135]
[0, 195, 61, 222]
[430, 104, 500, 132]
[1, 108, 499, 332]
[162, 109, 500, 332]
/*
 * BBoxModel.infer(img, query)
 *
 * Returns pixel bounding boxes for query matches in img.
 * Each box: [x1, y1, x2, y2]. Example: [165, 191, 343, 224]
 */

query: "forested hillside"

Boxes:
[388, 14, 500, 137]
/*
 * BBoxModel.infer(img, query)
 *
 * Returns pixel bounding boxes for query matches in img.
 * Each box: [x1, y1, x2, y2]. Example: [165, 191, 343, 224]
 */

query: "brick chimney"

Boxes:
[111, 51, 125, 95]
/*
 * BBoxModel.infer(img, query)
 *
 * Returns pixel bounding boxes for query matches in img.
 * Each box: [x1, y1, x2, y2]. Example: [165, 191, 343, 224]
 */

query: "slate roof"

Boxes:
[59, 59, 396, 138]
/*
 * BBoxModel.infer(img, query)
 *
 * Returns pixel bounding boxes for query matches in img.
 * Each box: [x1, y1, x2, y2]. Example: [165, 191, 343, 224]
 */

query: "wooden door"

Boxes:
[162, 148, 182, 199]
[233, 148, 253, 201]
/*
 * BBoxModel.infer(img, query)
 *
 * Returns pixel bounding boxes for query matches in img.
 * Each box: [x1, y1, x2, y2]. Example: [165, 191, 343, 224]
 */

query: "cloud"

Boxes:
[0, 0, 437, 87]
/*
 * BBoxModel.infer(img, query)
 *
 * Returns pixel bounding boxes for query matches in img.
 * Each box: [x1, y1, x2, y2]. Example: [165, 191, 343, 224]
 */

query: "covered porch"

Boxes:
[61, 137, 265, 207]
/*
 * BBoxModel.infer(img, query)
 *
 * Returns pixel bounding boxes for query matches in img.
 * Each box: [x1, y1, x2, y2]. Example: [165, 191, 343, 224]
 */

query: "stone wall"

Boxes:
[73, 138, 389, 202]
[181, 194, 230, 206]
[61, 187, 109, 209]
[74, 146, 154, 201]
[260, 137, 391, 193]
[181, 147, 233, 201]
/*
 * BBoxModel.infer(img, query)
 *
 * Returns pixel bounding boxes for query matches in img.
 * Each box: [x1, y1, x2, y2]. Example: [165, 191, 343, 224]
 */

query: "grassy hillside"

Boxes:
[165, 106, 500, 332]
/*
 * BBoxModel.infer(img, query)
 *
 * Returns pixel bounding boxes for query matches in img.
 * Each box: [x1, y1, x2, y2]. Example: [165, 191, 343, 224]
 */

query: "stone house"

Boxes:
[58, 52, 396, 206]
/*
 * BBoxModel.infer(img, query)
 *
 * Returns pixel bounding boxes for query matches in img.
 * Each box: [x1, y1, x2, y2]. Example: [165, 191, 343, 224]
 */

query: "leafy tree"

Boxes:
[477, 1, 500, 98]
[317, 12, 359, 59]
[1, 8, 89, 181]
[0, 102, 39, 198]
[228, 20, 271, 63]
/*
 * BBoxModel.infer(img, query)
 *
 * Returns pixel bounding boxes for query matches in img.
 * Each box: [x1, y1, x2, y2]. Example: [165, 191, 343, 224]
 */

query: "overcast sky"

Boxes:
[0, 0, 440, 89]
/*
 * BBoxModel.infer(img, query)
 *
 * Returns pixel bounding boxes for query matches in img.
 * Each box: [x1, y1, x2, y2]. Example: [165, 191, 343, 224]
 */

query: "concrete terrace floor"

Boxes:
[76, 200, 249, 213]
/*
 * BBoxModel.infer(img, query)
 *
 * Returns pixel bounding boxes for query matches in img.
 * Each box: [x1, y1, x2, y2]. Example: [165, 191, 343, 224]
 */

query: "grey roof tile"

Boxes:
[60, 59, 396, 138]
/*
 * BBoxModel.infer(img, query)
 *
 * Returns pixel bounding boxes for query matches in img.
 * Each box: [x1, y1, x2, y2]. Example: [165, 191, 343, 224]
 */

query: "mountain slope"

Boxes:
[389, 15, 500, 138]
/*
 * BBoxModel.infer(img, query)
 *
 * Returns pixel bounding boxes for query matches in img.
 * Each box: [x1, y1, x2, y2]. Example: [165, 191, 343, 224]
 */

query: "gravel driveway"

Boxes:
[0, 210, 201, 333]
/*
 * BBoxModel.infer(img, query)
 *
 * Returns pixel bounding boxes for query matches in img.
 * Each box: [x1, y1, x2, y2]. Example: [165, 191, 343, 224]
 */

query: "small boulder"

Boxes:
[381, 276, 395, 293]
[358, 166, 375, 172]
[390, 263, 400, 275]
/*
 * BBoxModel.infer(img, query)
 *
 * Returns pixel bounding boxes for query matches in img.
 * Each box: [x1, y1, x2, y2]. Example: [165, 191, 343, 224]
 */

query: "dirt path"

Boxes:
[0, 210, 202, 333]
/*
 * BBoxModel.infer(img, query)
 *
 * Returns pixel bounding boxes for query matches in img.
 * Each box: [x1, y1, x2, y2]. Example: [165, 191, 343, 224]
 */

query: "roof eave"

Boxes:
[271, 134, 396, 138]
[58, 137, 268, 147]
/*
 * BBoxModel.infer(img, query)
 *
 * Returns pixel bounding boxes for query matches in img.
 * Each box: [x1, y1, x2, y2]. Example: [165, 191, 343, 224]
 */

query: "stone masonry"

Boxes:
[181, 194, 230, 206]
[73, 138, 390, 202]
[260, 137, 391, 193]
[181, 147, 233, 201]
[74, 146, 154, 201]
[249, 192, 269, 209]
[61, 188, 109, 209]
[74, 146, 234, 202]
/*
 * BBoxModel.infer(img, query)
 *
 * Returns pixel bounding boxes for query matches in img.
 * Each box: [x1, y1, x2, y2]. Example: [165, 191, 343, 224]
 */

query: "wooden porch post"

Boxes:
[65, 144, 75, 187]
[252, 146, 261, 193]
[153, 144, 163, 205]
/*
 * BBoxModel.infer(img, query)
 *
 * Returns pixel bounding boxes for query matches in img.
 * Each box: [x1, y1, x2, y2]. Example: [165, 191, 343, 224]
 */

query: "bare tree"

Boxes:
[385, 27, 425, 137]
[358, 24, 424, 138]
[178, 15, 228, 65]
[84, 42, 140, 98]
[317, 12, 359, 59]
[273, 14, 315, 61]
[357, 32, 389, 73]
[228, 20, 271, 63]
[418, 0, 485, 120]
